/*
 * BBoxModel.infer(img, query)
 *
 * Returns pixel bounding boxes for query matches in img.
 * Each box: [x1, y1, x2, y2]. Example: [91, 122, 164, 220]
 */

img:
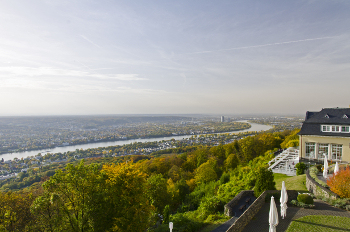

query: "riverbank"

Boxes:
[0, 121, 271, 161]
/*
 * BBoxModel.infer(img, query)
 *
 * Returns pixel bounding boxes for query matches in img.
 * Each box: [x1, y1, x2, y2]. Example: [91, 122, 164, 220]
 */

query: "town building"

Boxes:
[298, 107, 350, 162]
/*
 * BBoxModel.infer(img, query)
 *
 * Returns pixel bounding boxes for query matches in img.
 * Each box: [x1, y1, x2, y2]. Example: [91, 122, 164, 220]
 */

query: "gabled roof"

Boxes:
[299, 108, 350, 137]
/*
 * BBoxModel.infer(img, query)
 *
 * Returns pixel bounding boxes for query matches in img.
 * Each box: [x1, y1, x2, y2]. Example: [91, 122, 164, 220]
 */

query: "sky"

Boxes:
[0, 0, 350, 116]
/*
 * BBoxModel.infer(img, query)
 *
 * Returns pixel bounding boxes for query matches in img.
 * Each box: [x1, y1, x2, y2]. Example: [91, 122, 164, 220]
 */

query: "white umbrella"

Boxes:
[169, 222, 173, 232]
[269, 196, 279, 232]
[334, 162, 339, 175]
[323, 155, 328, 179]
[280, 181, 288, 219]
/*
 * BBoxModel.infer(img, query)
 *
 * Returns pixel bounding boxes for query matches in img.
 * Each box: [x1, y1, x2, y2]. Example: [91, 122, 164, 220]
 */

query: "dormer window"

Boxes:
[325, 114, 330, 118]
[343, 114, 348, 119]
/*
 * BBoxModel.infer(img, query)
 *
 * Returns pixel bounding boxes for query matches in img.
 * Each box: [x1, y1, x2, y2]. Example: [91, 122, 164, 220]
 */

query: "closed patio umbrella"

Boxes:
[269, 196, 279, 232]
[280, 181, 288, 219]
[323, 155, 328, 179]
[334, 162, 339, 175]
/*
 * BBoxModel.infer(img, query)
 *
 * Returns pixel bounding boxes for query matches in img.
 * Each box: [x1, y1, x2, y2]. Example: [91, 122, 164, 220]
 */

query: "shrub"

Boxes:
[316, 164, 322, 173]
[297, 194, 314, 204]
[290, 200, 298, 205]
[327, 167, 350, 198]
[295, 162, 306, 175]
[309, 166, 328, 188]
[254, 167, 276, 197]
[198, 196, 223, 220]
[333, 198, 348, 208]
[290, 199, 315, 208]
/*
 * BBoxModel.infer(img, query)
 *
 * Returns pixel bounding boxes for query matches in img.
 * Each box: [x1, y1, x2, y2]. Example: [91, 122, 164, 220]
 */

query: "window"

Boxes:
[331, 144, 342, 161]
[305, 143, 315, 159]
[321, 125, 350, 133]
[318, 143, 328, 159]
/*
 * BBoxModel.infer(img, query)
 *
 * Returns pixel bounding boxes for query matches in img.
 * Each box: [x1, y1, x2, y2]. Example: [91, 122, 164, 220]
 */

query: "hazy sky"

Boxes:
[1, 0, 350, 116]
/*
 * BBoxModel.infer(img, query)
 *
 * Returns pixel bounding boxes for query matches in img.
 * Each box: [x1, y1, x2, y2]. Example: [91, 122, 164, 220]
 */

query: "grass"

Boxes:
[286, 215, 350, 232]
[274, 173, 308, 192]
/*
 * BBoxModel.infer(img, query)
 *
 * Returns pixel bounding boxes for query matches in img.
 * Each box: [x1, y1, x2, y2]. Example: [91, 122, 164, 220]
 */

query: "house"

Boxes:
[298, 107, 350, 162]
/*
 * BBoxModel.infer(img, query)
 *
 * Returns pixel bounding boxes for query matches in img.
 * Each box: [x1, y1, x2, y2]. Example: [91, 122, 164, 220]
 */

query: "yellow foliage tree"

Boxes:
[194, 161, 217, 185]
[103, 162, 155, 232]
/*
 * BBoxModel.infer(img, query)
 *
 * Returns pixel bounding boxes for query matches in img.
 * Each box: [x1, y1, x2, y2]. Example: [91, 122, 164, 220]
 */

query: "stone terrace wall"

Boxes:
[225, 190, 297, 232]
[306, 169, 339, 200]
[224, 191, 254, 216]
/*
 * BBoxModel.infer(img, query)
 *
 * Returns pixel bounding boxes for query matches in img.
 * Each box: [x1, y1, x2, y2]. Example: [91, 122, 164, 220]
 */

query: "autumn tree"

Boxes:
[102, 162, 155, 232]
[210, 145, 226, 165]
[195, 161, 218, 185]
[33, 160, 155, 232]
[280, 129, 300, 149]
[239, 136, 255, 162]
[327, 166, 350, 198]
[0, 191, 36, 231]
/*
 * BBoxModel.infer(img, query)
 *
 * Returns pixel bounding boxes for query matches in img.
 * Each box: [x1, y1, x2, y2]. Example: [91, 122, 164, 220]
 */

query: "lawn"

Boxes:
[286, 215, 350, 232]
[274, 173, 308, 192]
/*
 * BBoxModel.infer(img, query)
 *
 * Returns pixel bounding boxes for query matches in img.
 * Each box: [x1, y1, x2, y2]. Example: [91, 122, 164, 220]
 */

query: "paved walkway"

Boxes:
[242, 199, 350, 232]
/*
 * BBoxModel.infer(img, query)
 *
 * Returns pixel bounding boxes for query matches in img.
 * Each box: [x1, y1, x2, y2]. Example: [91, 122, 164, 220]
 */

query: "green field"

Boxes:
[286, 215, 350, 232]
[274, 173, 308, 192]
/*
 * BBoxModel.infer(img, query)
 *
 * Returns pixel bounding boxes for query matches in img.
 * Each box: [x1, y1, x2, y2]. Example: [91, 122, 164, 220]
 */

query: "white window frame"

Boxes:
[305, 142, 315, 159]
[318, 143, 328, 160]
[321, 125, 350, 133]
[331, 144, 342, 161]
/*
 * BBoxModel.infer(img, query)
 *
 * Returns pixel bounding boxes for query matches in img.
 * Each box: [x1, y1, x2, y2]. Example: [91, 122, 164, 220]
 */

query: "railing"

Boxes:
[268, 147, 299, 176]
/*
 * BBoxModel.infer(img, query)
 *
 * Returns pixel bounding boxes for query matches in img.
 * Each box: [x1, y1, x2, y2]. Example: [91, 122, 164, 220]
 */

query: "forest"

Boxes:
[0, 128, 300, 232]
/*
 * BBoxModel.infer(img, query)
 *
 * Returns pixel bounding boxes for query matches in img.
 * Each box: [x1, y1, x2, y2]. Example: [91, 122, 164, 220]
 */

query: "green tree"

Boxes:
[30, 193, 62, 232]
[254, 167, 276, 197]
[175, 179, 190, 205]
[239, 136, 255, 162]
[224, 154, 240, 171]
[146, 174, 169, 214]
[196, 149, 209, 168]
[40, 160, 109, 232]
[195, 161, 217, 185]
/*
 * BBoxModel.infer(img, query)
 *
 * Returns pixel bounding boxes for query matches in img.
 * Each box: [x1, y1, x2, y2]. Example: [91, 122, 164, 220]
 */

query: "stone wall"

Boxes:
[305, 169, 339, 199]
[224, 190, 297, 232]
[224, 191, 254, 216]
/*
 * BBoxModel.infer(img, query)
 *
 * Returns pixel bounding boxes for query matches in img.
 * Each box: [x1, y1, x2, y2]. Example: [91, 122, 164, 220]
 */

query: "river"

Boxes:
[0, 121, 271, 161]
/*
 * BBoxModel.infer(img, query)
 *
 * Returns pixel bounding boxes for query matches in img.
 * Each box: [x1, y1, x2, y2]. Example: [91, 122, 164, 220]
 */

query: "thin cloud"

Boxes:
[0, 66, 147, 81]
[80, 35, 101, 48]
[185, 36, 336, 55]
